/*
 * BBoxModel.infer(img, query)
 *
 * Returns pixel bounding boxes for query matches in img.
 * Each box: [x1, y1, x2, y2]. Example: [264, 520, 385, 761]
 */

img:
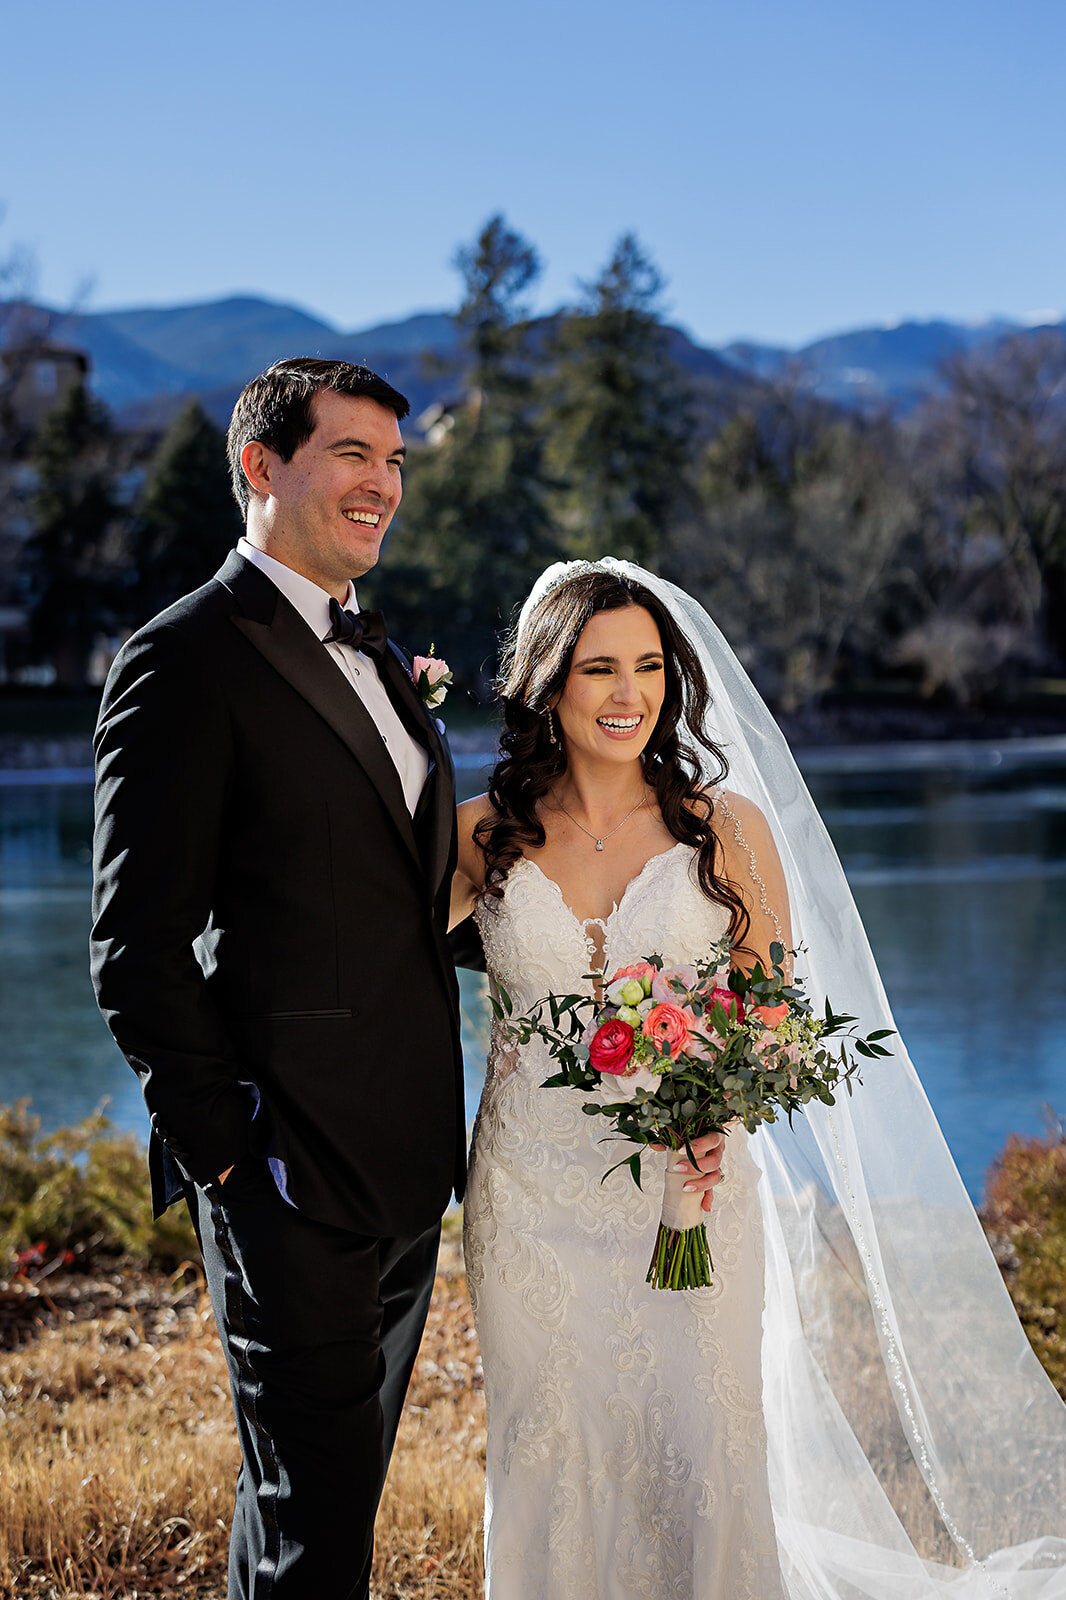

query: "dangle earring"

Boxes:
[546, 708, 558, 745]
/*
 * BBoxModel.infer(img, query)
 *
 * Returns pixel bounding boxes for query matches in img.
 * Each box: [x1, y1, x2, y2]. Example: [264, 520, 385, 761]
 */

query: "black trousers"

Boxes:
[185, 1157, 440, 1600]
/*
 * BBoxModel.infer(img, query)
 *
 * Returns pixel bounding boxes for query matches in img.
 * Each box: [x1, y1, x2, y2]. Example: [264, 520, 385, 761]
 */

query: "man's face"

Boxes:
[252, 389, 405, 592]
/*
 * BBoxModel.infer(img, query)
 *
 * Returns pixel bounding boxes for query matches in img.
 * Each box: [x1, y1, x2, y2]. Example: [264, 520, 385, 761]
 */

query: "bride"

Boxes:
[450, 559, 1066, 1599]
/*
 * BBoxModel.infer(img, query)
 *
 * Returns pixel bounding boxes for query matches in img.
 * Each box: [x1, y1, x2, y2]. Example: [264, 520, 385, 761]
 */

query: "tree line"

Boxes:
[6, 215, 1066, 709]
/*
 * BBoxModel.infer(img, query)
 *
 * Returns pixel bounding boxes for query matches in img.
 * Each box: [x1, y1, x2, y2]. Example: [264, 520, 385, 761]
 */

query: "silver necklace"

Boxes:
[555, 792, 648, 851]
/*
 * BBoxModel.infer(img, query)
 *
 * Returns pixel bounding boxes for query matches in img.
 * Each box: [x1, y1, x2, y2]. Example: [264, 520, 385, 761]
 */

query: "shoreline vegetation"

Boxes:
[0, 1106, 1063, 1599]
[2, 698, 1066, 781]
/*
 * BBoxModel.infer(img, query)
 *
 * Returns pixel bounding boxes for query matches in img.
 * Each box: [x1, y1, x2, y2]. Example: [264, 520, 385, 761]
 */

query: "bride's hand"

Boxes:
[651, 1130, 725, 1213]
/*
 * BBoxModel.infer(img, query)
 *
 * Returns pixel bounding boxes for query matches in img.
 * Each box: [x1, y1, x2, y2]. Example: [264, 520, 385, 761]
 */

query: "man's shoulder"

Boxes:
[104, 573, 240, 695]
[127, 566, 244, 648]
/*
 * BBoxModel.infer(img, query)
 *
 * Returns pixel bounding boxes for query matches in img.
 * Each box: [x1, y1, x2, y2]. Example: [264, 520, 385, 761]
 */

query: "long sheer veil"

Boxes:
[518, 560, 1066, 1598]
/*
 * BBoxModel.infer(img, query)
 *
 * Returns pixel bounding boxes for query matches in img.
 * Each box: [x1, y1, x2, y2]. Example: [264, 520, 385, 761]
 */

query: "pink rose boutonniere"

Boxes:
[411, 648, 453, 711]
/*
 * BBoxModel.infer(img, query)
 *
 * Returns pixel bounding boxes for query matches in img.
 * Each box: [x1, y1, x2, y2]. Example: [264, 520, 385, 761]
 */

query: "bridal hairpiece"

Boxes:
[514, 558, 632, 645]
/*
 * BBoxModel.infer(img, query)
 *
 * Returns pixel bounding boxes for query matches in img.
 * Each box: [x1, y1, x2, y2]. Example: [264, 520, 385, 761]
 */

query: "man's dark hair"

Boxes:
[226, 357, 410, 515]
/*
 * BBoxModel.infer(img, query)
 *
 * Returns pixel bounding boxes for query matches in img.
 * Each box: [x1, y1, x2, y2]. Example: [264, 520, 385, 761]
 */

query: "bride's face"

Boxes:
[554, 604, 666, 767]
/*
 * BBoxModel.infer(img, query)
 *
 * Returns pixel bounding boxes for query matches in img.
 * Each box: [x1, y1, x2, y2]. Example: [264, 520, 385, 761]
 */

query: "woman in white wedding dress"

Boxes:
[453, 568, 788, 1598]
[451, 560, 1066, 1600]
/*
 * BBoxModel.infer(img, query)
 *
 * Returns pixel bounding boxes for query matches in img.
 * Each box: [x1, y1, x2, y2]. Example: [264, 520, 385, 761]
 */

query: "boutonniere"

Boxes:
[411, 647, 453, 711]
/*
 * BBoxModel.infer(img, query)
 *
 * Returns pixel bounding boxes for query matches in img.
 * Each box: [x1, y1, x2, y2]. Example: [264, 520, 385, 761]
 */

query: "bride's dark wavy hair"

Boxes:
[475, 568, 751, 947]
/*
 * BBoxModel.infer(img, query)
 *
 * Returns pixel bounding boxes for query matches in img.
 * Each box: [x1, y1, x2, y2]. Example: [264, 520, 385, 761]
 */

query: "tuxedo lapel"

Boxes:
[217, 554, 421, 870]
[378, 643, 456, 896]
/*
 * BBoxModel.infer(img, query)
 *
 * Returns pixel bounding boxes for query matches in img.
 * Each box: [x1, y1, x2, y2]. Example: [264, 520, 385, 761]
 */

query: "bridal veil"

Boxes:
[517, 560, 1066, 1599]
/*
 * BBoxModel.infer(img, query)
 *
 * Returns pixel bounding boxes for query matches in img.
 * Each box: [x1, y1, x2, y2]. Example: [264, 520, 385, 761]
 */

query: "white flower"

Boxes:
[606, 1065, 663, 1101]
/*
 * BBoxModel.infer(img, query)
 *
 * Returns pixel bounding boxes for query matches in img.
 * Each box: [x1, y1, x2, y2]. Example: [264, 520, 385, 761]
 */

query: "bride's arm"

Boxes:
[450, 796, 491, 931]
[714, 790, 793, 979]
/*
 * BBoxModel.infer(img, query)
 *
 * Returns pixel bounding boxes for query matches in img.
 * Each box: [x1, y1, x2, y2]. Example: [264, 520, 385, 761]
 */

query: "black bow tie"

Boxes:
[326, 599, 388, 660]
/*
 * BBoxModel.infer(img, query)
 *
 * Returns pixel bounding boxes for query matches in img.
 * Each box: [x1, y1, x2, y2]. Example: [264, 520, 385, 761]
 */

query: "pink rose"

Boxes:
[642, 1002, 692, 1059]
[704, 987, 746, 1025]
[411, 654, 452, 710]
[606, 961, 658, 989]
[680, 1006, 717, 1060]
[412, 655, 449, 686]
[588, 1019, 636, 1074]
[751, 1002, 789, 1028]
[651, 964, 700, 1004]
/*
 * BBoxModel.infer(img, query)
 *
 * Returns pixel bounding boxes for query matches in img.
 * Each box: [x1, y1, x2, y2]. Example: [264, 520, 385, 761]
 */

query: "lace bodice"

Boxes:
[475, 841, 731, 1013]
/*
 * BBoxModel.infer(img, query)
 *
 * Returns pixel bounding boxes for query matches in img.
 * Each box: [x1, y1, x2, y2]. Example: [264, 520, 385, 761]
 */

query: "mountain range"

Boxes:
[5, 294, 1063, 433]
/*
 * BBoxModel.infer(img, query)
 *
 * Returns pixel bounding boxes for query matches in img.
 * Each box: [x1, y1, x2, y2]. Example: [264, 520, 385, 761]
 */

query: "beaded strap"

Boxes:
[714, 793, 784, 945]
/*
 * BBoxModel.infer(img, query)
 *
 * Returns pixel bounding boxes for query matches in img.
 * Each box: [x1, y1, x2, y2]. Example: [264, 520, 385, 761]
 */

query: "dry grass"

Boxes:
[2, 1155, 1063, 1599]
[0, 1224, 485, 1600]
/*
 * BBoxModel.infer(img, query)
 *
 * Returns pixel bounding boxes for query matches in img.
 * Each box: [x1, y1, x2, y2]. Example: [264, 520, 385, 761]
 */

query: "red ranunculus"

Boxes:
[705, 987, 746, 1024]
[588, 1019, 636, 1075]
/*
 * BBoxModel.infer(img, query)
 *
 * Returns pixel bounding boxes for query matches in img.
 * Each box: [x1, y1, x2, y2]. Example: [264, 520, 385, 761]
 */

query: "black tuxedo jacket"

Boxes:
[91, 551, 466, 1238]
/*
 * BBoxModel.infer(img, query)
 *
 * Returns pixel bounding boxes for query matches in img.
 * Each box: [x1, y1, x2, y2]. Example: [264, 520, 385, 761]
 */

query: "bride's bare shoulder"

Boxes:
[686, 786, 770, 839]
[711, 787, 771, 839]
[709, 788, 791, 946]
[457, 793, 499, 838]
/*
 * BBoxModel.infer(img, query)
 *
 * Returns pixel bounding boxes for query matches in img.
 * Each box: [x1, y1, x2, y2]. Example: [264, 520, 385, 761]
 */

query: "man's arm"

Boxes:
[91, 622, 253, 1189]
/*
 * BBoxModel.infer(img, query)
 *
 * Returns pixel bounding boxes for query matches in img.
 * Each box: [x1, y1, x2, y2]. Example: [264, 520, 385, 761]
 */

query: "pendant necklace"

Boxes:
[556, 792, 648, 851]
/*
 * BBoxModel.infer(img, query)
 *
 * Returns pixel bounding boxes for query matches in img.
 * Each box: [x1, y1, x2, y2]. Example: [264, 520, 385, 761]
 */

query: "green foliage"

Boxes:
[382, 216, 560, 684]
[24, 381, 127, 686]
[0, 1100, 197, 1276]
[983, 1118, 1066, 1393]
[133, 400, 240, 622]
[14, 222, 1066, 704]
[670, 399, 916, 708]
[544, 234, 695, 566]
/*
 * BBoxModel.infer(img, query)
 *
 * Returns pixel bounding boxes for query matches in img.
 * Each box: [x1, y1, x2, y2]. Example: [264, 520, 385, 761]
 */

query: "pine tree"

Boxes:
[25, 382, 124, 687]
[381, 216, 560, 687]
[544, 234, 694, 566]
[133, 401, 240, 621]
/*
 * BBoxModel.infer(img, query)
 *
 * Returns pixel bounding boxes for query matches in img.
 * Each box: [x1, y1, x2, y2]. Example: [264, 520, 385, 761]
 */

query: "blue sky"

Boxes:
[3, 0, 1064, 347]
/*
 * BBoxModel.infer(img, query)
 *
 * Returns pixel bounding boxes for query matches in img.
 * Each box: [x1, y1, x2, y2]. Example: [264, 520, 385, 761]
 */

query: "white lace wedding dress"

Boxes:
[465, 843, 785, 1599]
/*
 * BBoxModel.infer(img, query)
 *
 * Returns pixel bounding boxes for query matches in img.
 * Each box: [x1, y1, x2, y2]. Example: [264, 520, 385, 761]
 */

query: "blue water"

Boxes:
[1, 750, 1063, 1200]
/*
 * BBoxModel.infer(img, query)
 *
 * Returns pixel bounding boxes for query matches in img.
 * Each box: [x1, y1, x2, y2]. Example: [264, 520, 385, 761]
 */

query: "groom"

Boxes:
[91, 358, 466, 1598]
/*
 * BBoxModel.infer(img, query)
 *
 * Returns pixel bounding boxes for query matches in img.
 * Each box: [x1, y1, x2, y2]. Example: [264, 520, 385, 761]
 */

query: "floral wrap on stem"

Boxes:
[492, 943, 893, 1291]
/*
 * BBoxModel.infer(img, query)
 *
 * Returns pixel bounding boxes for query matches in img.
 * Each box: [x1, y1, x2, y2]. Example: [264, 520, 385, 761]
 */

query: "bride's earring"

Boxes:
[546, 709, 558, 745]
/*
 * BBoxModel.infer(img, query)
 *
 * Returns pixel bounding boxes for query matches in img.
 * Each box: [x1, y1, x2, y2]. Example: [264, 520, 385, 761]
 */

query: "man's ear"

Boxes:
[240, 439, 276, 502]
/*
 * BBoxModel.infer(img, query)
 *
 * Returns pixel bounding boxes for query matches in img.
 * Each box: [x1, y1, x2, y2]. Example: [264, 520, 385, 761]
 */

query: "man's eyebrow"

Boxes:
[572, 651, 664, 668]
[325, 436, 407, 460]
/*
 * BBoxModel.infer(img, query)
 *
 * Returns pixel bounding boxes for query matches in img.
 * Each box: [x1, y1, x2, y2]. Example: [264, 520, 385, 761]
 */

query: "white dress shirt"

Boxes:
[236, 539, 429, 815]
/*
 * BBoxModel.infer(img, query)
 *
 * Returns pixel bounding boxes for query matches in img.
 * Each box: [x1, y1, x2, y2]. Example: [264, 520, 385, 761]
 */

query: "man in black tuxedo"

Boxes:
[91, 358, 467, 1599]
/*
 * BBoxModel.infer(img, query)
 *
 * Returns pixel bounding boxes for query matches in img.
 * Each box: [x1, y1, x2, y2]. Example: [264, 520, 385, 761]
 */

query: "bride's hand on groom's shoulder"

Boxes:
[652, 1130, 726, 1213]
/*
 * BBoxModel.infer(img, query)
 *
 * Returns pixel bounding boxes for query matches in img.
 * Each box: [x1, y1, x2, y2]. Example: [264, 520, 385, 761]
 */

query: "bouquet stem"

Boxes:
[646, 1152, 714, 1290]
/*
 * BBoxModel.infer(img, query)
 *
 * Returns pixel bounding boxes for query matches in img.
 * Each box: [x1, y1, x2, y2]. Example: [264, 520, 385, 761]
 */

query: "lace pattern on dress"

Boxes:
[467, 844, 784, 1599]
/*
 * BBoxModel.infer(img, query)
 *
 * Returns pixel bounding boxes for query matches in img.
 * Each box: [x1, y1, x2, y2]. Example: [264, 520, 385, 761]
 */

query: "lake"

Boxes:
[1, 742, 1064, 1201]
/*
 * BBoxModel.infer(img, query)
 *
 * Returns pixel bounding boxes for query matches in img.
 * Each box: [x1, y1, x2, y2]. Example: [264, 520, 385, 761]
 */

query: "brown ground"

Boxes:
[0, 1225, 484, 1600]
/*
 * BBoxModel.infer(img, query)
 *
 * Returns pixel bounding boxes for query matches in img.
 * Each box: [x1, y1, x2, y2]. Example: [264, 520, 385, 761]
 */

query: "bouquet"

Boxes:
[493, 941, 892, 1290]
